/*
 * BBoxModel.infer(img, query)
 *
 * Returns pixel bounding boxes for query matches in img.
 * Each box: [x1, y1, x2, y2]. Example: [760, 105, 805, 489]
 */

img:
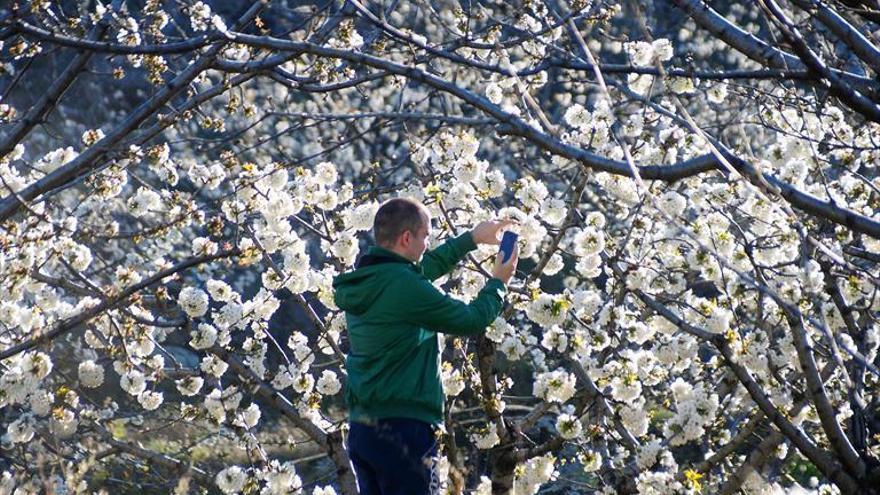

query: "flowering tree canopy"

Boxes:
[1, 0, 879, 493]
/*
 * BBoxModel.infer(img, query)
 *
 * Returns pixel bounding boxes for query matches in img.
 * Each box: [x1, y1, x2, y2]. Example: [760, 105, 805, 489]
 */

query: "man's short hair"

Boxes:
[373, 198, 428, 247]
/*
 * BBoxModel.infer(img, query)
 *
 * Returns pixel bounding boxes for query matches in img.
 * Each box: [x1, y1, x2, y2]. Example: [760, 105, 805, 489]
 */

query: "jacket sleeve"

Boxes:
[395, 271, 507, 336]
[421, 231, 478, 281]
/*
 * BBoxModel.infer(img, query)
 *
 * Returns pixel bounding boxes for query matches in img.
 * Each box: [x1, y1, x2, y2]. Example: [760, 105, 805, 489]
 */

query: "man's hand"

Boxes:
[492, 241, 519, 285]
[470, 219, 519, 245]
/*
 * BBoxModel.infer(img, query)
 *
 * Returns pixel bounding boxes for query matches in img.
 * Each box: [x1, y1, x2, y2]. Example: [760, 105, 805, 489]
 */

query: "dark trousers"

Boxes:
[347, 418, 440, 495]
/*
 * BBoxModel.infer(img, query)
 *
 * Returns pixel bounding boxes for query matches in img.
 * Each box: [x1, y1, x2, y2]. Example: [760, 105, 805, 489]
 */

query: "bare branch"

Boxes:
[9, 20, 218, 55]
[791, 0, 880, 74]
[759, 0, 880, 123]
[669, 0, 879, 98]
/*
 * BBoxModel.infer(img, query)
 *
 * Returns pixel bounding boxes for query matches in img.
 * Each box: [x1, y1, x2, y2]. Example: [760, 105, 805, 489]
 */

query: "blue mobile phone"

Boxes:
[499, 231, 518, 263]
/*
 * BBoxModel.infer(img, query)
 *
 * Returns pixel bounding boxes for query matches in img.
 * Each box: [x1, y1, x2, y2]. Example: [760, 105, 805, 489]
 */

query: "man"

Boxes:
[332, 197, 519, 495]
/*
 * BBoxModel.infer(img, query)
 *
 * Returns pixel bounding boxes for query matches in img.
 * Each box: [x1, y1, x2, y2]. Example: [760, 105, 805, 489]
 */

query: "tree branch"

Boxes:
[217, 32, 880, 240]
[0, 250, 238, 361]
[0, 3, 115, 158]
[669, 0, 879, 98]
[208, 344, 358, 494]
[759, 0, 880, 123]
[791, 0, 880, 74]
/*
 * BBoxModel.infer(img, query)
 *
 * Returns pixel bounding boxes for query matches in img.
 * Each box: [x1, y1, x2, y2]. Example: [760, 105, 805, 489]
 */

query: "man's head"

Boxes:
[373, 198, 431, 263]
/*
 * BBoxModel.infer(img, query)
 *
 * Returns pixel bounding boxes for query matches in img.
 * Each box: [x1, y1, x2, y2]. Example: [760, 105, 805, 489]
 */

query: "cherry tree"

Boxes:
[0, 0, 878, 493]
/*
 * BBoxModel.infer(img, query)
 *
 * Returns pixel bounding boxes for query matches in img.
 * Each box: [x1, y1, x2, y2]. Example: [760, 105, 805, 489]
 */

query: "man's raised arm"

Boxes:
[421, 231, 477, 281]
[421, 219, 518, 281]
[396, 242, 519, 336]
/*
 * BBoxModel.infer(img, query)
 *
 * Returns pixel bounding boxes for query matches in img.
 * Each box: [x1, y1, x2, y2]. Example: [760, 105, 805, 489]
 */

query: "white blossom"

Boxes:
[78, 360, 104, 388]
[233, 403, 261, 429]
[127, 188, 161, 216]
[6, 416, 35, 443]
[533, 369, 576, 403]
[190, 323, 218, 350]
[316, 370, 341, 396]
[555, 413, 582, 440]
[563, 104, 591, 129]
[178, 287, 209, 318]
[486, 83, 503, 104]
[657, 190, 687, 217]
[175, 376, 204, 396]
[315, 161, 338, 185]
[707, 81, 729, 103]
[190, 2, 213, 32]
[49, 408, 78, 438]
[120, 369, 147, 396]
[470, 422, 500, 449]
[215, 466, 246, 494]
[292, 372, 315, 395]
[441, 364, 465, 397]
[581, 450, 602, 472]
[138, 390, 163, 411]
[192, 236, 218, 256]
[201, 355, 229, 378]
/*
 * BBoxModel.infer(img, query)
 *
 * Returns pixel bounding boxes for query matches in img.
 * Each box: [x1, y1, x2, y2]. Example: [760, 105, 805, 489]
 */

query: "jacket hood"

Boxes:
[332, 248, 415, 315]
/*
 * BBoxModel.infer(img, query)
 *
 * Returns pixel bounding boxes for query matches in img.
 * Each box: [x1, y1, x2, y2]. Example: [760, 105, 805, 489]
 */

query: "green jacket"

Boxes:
[332, 232, 507, 425]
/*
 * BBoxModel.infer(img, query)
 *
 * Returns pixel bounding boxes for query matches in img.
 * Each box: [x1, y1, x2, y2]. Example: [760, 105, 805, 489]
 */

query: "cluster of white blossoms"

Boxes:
[624, 39, 674, 95]
[119, 368, 147, 395]
[563, 103, 591, 129]
[127, 187, 161, 216]
[595, 172, 642, 205]
[706, 80, 729, 104]
[635, 471, 687, 494]
[116, 16, 143, 67]
[561, 98, 614, 151]
[5, 415, 35, 444]
[540, 197, 568, 227]
[189, 322, 218, 350]
[663, 379, 720, 446]
[176, 376, 204, 397]
[512, 454, 557, 495]
[485, 81, 504, 104]
[514, 176, 549, 213]
[204, 386, 243, 423]
[657, 190, 688, 218]
[189, 1, 218, 32]
[215, 465, 247, 494]
[470, 422, 501, 449]
[625, 39, 674, 66]
[35, 146, 78, 174]
[232, 403, 261, 429]
[533, 369, 577, 403]
[524, 292, 570, 328]
[327, 20, 364, 50]
[540, 325, 569, 353]
[0, 352, 53, 408]
[178, 286, 209, 318]
[485, 316, 541, 363]
[570, 227, 605, 278]
[441, 362, 466, 397]
[49, 407, 79, 438]
[187, 158, 226, 190]
[198, 355, 228, 381]
[138, 390, 163, 411]
[608, 367, 643, 403]
[619, 400, 651, 438]
[411, 130, 506, 203]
